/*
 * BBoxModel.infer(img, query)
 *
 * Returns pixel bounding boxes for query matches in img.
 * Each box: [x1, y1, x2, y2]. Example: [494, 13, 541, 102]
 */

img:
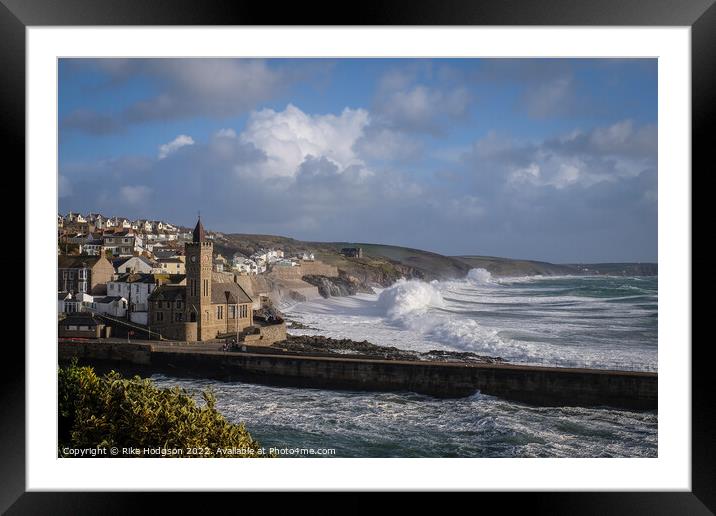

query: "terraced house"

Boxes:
[57, 255, 114, 295]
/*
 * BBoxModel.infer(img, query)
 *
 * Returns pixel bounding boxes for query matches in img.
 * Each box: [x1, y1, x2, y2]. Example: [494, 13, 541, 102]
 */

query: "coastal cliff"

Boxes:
[302, 272, 374, 298]
[214, 233, 657, 285]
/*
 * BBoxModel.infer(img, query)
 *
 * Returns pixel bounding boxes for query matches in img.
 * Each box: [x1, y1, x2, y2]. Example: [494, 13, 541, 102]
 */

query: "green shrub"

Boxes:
[58, 362, 267, 457]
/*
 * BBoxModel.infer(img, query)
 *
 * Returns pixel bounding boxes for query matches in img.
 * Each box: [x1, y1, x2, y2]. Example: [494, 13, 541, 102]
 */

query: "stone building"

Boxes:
[340, 247, 363, 258]
[57, 255, 114, 295]
[148, 218, 254, 341]
[58, 312, 110, 339]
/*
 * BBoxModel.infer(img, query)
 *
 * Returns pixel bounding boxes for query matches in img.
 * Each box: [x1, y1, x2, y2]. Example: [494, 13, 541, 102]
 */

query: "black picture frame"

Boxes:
[4, 0, 708, 512]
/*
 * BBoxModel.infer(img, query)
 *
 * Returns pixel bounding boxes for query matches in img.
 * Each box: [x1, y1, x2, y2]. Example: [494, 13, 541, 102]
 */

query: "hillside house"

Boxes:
[58, 255, 114, 295]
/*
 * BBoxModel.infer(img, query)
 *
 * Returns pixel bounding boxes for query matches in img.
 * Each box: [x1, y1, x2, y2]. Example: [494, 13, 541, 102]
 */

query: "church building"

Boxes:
[148, 218, 254, 341]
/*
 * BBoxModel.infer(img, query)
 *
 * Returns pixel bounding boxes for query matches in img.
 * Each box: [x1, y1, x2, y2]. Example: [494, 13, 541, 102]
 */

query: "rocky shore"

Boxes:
[272, 334, 505, 364]
[301, 272, 375, 298]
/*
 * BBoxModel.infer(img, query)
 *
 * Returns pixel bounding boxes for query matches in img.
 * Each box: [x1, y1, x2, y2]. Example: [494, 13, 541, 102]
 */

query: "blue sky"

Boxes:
[58, 58, 657, 262]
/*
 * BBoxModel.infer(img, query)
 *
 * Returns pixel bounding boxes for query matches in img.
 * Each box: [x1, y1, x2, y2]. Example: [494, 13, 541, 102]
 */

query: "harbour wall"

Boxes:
[58, 340, 657, 410]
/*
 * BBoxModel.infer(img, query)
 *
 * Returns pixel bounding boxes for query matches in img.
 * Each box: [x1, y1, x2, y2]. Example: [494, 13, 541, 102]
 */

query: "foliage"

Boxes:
[58, 361, 267, 457]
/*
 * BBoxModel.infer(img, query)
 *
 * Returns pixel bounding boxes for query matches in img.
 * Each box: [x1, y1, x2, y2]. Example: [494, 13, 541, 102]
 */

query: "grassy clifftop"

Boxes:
[214, 233, 656, 284]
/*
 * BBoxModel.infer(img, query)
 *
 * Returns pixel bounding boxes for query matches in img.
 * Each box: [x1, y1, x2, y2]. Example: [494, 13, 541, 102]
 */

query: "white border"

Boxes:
[27, 27, 691, 491]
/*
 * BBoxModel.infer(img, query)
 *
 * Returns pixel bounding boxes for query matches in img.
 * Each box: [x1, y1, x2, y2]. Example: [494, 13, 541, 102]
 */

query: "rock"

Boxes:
[301, 273, 374, 298]
[272, 335, 506, 364]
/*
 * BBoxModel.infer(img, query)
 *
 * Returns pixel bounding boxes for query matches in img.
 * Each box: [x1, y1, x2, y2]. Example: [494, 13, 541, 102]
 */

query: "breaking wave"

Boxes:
[376, 272, 509, 355]
[466, 268, 494, 285]
[285, 270, 657, 371]
[377, 278, 445, 320]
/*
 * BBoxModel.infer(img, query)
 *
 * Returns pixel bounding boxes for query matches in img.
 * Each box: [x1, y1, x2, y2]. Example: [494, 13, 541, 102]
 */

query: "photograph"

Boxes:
[56, 57, 659, 459]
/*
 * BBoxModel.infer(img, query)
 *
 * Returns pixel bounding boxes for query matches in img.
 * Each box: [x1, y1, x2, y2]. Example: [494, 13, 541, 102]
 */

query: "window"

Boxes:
[156, 311, 164, 322]
[109, 283, 114, 291]
[217, 305, 224, 320]
[203, 279, 209, 297]
[240, 305, 248, 318]
[229, 305, 236, 319]
[175, 312, 183, 322]
[177, 301, 183, 309]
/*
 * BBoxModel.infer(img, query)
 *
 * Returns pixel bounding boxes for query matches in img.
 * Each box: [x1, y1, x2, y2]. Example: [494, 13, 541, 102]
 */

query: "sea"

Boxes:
[151, 270, 658, 458]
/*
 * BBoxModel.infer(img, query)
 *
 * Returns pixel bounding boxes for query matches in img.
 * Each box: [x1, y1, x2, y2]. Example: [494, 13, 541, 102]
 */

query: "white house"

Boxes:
[58, 292, 94, 314]
[86, 213, 106, 229]
[107, 274, 158, 312]
[234, 258, 264, 275]
[91, 296, 128, 317]
[113, 256, 160, 275]
[81, 238, 105, 256]
[274, 258, 298, 268]
[108, 273, 185, 321]
[58, 292, 73, 313]
[65, 212, 86, 224]
[135, 219, 153, 233]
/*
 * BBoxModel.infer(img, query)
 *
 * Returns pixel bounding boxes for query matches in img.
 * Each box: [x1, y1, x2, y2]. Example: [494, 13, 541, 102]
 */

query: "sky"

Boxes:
[58, 58, 657, 263]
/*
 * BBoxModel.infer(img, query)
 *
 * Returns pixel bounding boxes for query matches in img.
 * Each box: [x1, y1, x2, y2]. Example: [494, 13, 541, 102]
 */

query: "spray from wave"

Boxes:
[377, 279, 445, 320]
[285, 269, 657, 371]
[374, 271, 509, 355]
[466, 268, 494, 285]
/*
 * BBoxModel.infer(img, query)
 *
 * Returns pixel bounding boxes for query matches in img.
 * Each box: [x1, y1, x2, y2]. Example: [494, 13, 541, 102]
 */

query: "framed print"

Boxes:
[4, 0, 710, 511]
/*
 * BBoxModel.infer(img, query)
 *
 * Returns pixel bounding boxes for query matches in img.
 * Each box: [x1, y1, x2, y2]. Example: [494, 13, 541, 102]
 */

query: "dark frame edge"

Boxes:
[0, 0, 26, 514]
[691, 0, 716, 513]
[5, 0, 712, 513]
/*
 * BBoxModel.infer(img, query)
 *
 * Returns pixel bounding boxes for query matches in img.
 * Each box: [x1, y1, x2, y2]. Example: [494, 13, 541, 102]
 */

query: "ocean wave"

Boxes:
[285, 270, 657, 371]
[377, 278, 446, 320]
[466, 268, 495, 285]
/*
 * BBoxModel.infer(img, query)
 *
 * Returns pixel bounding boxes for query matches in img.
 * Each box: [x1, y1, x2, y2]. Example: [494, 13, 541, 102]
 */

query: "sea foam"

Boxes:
[377, 278, 445, 320]
[466, 268, 494, 285]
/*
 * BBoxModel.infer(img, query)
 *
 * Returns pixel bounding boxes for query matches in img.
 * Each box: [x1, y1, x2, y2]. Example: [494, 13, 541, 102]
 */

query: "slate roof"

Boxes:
[210, 282, 252, 304]
[93, 296, 125, 304]
[58, 256, 102, 269]
[193, 218, 206, 243]
[59, 312, 101, 327]
[148, 285, 186, 302]
[113, 272, 186, 285]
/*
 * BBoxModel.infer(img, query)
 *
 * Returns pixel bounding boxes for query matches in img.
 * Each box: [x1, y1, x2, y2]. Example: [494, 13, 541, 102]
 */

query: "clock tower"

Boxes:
[185, 217, 213, 340]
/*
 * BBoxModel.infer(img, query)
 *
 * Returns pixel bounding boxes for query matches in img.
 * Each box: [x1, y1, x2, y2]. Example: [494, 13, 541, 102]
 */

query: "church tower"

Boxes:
[185, 217, 213, 340]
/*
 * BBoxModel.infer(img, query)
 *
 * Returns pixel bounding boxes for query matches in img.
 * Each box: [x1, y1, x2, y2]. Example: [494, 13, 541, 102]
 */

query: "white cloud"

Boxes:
[119, 185, 151, 204]
[355, 127, 423, 162]
[238, 104, 370, 179]
[509, 163, 541, 185]
[215, 128, 237, 139]
[158, 134, 195, 159]
[375, 82, 470, 133]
